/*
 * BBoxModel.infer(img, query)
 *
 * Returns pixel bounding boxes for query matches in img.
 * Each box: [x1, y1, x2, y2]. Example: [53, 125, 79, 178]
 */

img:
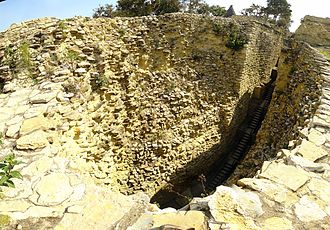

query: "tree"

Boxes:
[208, 5, 226, 17]
[92, 0, 226, 18]
[116, 0, 154, 17]
[93, 4, 115, 18]
[241, 4, 266, 17]
[154, 0, 181, 15]
[265, 0, 291, 20]
[265, 0, 292, 28]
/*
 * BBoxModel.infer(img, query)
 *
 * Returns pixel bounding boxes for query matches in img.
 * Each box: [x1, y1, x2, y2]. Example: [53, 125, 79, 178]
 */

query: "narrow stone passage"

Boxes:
[151, 69, 278, 209]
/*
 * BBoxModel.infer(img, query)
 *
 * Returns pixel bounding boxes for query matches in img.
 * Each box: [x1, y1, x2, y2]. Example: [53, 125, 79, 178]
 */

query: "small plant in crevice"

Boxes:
[4, 45, 18, 70]
[57, 20, 68, 40]
[212, 22, 223, 35]
[65, 49, 81, 71]
[0, 154, 23, 190]
[19, 41, 32, 69]
[289, 65, 297, 75]
[225, 30, 248, 51]
[95, 73, 109, 88]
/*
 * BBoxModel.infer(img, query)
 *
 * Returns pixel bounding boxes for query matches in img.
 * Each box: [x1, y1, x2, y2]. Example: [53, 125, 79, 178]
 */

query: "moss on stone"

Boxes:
[0, 214, 11, 227]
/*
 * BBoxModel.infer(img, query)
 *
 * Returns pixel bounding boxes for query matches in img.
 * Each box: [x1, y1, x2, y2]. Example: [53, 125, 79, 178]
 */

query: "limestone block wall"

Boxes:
[0, 14, 282, 195]
[228, 40, 324, 182]
[295, 15, 330, 46]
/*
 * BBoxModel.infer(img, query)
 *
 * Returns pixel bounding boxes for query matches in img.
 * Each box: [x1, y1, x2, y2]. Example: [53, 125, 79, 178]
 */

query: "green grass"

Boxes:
[319, 49, 330, 61]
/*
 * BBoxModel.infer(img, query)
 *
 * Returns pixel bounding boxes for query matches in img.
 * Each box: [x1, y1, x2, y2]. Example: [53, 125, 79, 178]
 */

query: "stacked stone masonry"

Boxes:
[0, 13, 329, 229]
[0, 14, 282, 195]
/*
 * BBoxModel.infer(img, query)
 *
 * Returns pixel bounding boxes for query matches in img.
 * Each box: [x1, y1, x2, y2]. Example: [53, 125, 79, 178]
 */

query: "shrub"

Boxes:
[0, 154, 23, 189]
[225, 31, 248, 51]
[4, 45, 18, 70]
[19, 41, 32, 69]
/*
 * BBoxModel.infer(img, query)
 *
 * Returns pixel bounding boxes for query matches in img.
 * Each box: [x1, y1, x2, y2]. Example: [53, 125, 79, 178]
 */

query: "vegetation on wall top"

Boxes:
[93, 0, 226, 18]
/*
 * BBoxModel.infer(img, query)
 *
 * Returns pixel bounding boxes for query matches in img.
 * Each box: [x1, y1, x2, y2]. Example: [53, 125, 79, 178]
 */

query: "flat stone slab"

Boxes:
[294, 196, 327, 222]
[31, 173, 74, 206]
[308, 128, 326, 146]
[238, 178, 298, 206]
[261, 217, 293, 230]
[307, 178, 330, 203]
[20, 115, 49, 135]
[208, 186, 262, 230]
[298, 139, 328, 162]
[0, 200, 31, 212]
[16, 130, 49, 150]
[258, 162, 309, 191]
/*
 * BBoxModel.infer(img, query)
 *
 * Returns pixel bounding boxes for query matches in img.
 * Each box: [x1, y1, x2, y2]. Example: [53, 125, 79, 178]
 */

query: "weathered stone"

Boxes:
[21, 156, 54, 177]
[258, 162, 309, 191]
[29, 91, 58, 104]
[287, 155, 327, 173]
[23, 104, 49, 119]
[308, 128, 326, 146]
[0, 200, 31, 212]
[294, 196, 327, 222]
[16, 130, 49, 150]
[0, 179, 33, 199]
[6, 123, 21, 138]
[237, 178, 298, 206]
[23, 206, 65, 219]
[19, 116, 49, 135]
[298, 140, 328, 162]
[31, 173, 74, 206]
[54, 187, 140, 230]
[208, 186, 262, 230]
[306, 178, 330, 203]
[151, 211, 207, 230]
[261, 217, 293, 230]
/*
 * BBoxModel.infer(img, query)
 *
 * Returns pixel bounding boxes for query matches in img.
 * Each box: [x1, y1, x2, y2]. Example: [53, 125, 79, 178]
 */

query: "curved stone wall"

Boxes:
[0, 14, 282, 196]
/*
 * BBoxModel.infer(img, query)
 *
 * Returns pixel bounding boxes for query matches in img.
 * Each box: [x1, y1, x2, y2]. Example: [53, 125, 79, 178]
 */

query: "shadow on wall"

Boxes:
[150, 90, 258, 209]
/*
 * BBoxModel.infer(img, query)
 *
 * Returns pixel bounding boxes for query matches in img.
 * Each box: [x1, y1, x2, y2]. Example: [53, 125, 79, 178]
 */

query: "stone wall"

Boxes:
[228, 40, 324, 182]
[295, 15, 330, 46]
[0, 14, 282, 195]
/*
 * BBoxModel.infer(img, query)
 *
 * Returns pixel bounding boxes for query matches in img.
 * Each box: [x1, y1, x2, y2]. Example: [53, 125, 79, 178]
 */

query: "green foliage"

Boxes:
[154, 0, 181, 15]
[93, 0, 226, 18]
[58, 20, 67, 31]
[320, 49, 330, 61]
[241, 0, 292, 28]
[95, 74, 109, 88]
[0, 154, 23, 189]
[0, 132, 3, 145]
[226, 31, 248, 51]
[213, 22, 248, 51]
[93, 4, 115, 18]
[19, 41, 32, 69]
[241, 4, 266, 17]
[116, 0, 154, 17]
[65, 49, 81, 70]
[57, 20, 68, 39]
[0, 214, 11, 228]
[66, 50, 80, 61]
[208, 5, 226, 16]
[266, 0, 291, 20]
[4, 45, 18, 70]
[212, 22, 223, 34]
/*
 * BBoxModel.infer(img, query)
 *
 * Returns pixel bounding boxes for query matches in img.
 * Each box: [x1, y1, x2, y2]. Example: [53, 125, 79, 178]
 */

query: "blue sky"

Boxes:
[0, 0, 116, 31]
[0, 0, 329, 32]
